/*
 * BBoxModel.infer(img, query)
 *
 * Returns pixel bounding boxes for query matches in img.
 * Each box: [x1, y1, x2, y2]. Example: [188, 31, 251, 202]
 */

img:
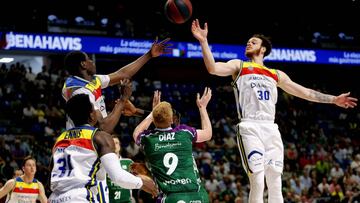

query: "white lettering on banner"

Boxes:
[99, 39, 152, 55]
[329, 57, 360, 64]
[267, 48, 316, 62]
[187, 51, 237, 59]
[328, 51, 360, 65]
[344, 52, 360, 59]
[5, 32, 82, 50]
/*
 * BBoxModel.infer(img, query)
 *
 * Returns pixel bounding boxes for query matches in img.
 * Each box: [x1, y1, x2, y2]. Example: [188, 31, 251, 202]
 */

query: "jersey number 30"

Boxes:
[257, 90, 270, 100]
[163, 153, 178, 175]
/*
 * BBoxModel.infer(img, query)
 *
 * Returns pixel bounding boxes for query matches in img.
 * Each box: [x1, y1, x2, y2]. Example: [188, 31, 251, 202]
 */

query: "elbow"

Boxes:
[132, 131, 139, 142]
[207, 132, 213, 141]
[207, 68, 216, 75]
[204, 129, 213, 141]
[99, 122, 114, 134]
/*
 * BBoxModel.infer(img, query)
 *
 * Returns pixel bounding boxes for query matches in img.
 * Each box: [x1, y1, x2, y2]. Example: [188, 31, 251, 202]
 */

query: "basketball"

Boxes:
[164, 0, 193, 24]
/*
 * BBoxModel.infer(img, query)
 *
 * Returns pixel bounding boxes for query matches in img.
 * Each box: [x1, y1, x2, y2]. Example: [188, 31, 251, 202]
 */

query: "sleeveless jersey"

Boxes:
[51, 125, 104, 202]
[137, 125, 202, 194]
[106, 158, 133, 203]
[6, 177, 40, 203]
[62, 75, 109, 129]
[232, 61, 279, 121]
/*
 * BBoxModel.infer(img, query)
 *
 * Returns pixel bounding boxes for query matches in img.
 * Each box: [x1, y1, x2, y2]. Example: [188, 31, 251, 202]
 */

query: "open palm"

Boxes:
[334, 92, 358, 109]
[150, 37, 172, 57]
[196, 87, 212, 109]
[191, 19, 208, 42]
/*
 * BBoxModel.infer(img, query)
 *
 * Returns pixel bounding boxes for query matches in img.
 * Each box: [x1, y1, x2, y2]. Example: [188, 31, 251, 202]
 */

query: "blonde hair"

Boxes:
[153, 102, 173, 128]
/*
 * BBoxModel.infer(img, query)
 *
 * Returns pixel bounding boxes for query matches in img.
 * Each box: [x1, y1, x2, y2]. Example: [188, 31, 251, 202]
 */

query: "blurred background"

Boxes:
[0, 0, 359, 202]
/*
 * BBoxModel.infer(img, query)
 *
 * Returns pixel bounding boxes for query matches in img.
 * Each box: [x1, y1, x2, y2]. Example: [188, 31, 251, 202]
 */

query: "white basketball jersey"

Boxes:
[6, 177, 40, 203]
[233, 61, 279, 121]
[50, 125, 105, 202]
[62, 75, 110, 129]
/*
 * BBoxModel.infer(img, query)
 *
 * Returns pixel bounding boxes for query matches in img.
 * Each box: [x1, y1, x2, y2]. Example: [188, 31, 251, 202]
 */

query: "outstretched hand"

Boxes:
[118, 79, 132, 100]
[138, 174, 158, 198]
[150, 37, 172, 57]
[152, 90, 161, 109]
[334, 92, 357, 109]
[191, 19, 208, 43]
[196, 87, 212, 109]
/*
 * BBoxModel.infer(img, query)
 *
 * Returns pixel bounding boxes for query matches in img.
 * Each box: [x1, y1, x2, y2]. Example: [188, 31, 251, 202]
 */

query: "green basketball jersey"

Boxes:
[137, 124, 202, 194]
[107, 158, 133, 203]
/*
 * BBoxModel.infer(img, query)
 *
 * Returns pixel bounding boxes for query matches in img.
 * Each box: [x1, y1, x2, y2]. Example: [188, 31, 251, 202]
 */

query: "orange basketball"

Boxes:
[164, 0, 193, 24]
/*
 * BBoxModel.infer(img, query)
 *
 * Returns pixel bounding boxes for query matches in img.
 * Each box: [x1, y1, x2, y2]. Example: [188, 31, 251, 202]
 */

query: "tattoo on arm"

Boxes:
[309, 90, 333, 103]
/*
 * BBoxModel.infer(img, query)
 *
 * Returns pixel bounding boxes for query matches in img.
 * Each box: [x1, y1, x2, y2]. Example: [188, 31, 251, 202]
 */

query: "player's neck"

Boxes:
[21, 175, 34, 183]
[82, 74, 92, 81]
[251, 56, 264, 66]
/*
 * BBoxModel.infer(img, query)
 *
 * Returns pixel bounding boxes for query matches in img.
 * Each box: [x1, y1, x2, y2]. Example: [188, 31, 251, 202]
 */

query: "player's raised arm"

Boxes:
[133, 90, 161, 142]
[108, 38, 171, 86]
[195, 87, 212, 143]
[191, 19, 240, 77]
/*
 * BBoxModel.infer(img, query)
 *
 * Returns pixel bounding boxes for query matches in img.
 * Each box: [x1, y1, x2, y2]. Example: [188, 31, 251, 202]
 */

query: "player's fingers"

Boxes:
[348, 97, 358, 102]
[159, 37, 171, 44]
[195, 19, 199, 27]
[153, 36, 158, 44]
[203, 87, 208, 96]
[348, 101, 357, 107]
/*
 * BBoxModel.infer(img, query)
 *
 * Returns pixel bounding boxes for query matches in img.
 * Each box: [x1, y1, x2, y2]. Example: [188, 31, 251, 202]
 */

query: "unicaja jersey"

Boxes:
[62, 75, 110, 129]
[233, 61, 279, 121]
[106, 158, 133, 203]
[6, 177, 40, 203]
[137, 125, 202, 194]
[51, 125, 103, 202]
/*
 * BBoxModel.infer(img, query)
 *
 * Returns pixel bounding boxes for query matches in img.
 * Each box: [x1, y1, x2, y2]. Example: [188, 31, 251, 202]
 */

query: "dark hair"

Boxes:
[172, 108, 181, 121]
[252, 34, 272, 57]
[66, 94, 93, 126]
[64, 51, 87, 76]
[112, 134, 120, 140]
[22, 156, 36, 167]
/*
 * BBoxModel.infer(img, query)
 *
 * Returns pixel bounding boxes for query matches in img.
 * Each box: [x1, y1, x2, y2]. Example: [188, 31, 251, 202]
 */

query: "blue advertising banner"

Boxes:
[2, 32, 360, 66]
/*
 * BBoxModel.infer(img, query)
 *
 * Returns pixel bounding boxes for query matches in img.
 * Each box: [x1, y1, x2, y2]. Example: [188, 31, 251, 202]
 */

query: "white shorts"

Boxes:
[49, 182, 108, 203]
[236, 121, 284, 174]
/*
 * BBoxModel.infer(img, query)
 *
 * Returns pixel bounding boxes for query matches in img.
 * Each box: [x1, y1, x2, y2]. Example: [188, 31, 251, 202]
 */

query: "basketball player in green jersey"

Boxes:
[133, 88, 212, 203]
[107, 135, 134, 203]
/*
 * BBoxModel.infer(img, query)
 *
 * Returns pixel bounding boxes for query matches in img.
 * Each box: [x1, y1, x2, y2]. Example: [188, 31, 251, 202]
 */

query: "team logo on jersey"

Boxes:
[248, 65, 253, 71]
[19, 186, 23, 190]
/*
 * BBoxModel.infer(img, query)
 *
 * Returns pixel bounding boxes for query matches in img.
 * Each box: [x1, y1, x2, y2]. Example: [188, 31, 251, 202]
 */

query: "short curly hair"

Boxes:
[64, 51, 87, 76]
[252, 34, 272, 57]
[153, 102, 173, 128]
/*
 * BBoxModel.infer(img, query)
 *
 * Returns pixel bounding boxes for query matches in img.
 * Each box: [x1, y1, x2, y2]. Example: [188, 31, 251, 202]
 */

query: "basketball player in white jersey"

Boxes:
[62, 37, 171, 133]
[49, 94, 158, 203]
[0, 156, 47, 203]
[191, 19, 357, 203]
[62, 38, 170, 202]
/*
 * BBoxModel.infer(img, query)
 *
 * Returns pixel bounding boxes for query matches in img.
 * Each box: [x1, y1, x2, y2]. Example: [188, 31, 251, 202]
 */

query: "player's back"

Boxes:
[50, 125, 103, 193]
[138, 125, 201, 194]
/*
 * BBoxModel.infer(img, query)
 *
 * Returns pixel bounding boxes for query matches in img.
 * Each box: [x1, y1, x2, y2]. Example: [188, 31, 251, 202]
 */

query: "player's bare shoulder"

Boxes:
[227, 59, 242, 79]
